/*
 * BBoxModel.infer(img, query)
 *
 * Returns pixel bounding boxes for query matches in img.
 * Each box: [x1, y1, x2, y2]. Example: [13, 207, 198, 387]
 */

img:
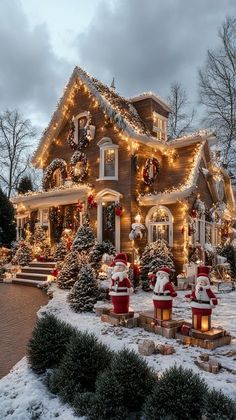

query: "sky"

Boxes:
[0, 0, 235, 145]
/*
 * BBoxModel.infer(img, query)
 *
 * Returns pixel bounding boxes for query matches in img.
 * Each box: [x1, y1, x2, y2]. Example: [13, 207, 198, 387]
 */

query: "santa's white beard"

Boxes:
[112, 271, 126, 281]
[154, 277, 168, 294]
[195, 283, 210, 301]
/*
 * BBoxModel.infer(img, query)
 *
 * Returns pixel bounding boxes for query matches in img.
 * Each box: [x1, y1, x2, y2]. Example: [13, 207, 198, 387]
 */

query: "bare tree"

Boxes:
[0, 110, 36, 197]
[198, 17, 236, 172]
[167, 82, 195, 139]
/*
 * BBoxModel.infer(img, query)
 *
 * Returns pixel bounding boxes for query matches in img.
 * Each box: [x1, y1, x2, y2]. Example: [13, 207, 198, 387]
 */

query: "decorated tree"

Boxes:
[89, 240, 116, 273]
[57, 250, 89, 289]
[217, 244, 236, 278]
[140, 239, 175, 290]
[72, 222, 95, 252]
[17, 176, 34, 194]
[12, 241, 32, 266]
[54, 239, 67, 263]
[68, 265, 99, 312]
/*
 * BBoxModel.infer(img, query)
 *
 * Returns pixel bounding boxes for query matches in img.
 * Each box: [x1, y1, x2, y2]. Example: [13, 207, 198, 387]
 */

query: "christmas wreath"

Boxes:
[143, 158, 160, 185]
[43, 159, 67, 190]
[67, 112, 94, 150]
[70, 151, 88, 182]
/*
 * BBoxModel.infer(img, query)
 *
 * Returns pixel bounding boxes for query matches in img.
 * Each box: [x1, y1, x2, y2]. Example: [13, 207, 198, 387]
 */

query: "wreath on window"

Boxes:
[70, 151, 88, 182]
[67, 112, 95, 150]
[143, 158, 160, 185]
[43, 159, 67, 191]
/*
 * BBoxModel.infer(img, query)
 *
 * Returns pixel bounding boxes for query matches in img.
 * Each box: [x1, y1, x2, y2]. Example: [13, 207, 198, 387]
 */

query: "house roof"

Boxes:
[32, 65, 216, 168]
[130, 92, 172, 112]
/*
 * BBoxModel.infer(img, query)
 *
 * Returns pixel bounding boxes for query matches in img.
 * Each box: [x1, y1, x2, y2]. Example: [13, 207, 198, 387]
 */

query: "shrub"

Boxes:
[142, 365, 207, 420]
[27, 314, 76, 372]
[68, 264, 99, 312]
[204, 388, 236, 420]
[78, 348, 156, 419]
[48, 332, 113, 404]
[217, 244, 236, 277]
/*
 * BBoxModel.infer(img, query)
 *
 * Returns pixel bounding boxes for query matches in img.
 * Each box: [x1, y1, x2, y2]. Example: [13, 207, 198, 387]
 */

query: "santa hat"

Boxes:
[197, 266, 210, 284]
[157, 266, 172, 277]
[113, 253, 128, 267]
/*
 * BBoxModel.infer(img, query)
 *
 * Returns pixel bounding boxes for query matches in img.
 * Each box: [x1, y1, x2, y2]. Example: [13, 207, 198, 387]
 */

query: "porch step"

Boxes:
[12, 278, 43, 287]
[16, 272, 48, 282]
[29, 261, 56, 269]
[22, 266, 53, 275]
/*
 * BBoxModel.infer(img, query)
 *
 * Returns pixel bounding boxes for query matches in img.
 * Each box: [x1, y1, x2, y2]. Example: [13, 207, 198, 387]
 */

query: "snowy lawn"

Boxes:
[0, 284, 236, 419]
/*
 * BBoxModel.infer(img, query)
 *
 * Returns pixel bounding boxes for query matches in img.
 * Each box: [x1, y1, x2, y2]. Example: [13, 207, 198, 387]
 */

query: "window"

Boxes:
[153, 112, 167, 141]
[97, 138, 118, 180]
[53, 168, 63, 187]
[146, 206, 173, 246]
[41, 209, 49, 226]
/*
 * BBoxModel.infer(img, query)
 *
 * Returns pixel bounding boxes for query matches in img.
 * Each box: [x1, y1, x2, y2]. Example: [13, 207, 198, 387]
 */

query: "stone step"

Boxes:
[22, 267, 53, 275]
[12, 278, 43, 287]
[29, 261, 56, 269]
[16, 273, 48, 281]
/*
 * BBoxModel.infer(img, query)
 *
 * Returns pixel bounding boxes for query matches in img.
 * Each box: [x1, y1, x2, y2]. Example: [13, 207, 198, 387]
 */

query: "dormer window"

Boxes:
[97, 138, 119, 180]
[153, 112, 167, 141]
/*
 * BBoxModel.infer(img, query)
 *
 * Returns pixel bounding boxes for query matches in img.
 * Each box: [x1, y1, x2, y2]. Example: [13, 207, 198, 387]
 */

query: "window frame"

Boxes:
[97, 138, 119, 180]
[153, 111, 167, 141]
[145, 205, 173, 246]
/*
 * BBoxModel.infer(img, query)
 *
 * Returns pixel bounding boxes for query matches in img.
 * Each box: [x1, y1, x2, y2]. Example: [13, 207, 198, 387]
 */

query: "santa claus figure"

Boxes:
[150, 267, 177, 321]
[185, 266, 217, 332]
[109, 253, 133, 314]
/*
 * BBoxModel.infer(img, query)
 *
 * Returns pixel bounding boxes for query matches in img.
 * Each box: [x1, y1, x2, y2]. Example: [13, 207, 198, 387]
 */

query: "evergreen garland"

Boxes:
[140, 239, 175, 290]
[68, 265, 99, 312]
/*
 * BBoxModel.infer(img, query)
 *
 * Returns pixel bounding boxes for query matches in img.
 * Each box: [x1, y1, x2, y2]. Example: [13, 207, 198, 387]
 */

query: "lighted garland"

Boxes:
[143, 158, 160, 185]
[43, 159, 67, 191]
[70, 151, 88, 183]
[105, 203, 123, 230]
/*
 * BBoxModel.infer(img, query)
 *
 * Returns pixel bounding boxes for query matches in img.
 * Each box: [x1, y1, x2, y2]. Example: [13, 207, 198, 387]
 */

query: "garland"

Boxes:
[143, 158, 160, 185]
[105, 203, 122, 230]
[43, 159, 67, 190]
[67, 112, 93, 150]
[70, 151, 88, 182]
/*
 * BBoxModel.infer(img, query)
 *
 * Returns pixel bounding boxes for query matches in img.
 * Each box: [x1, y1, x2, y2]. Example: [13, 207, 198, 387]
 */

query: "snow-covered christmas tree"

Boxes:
[140, 239, 175, 290]
[72, 221, 95, 252]
[54, 239, 67, 263]
[68, 264, 99, 312]
[57, 250, 89, 289]
[12, 241, 32, 266]
[89, 240, 116, 273]
[33, 224, 48, 256]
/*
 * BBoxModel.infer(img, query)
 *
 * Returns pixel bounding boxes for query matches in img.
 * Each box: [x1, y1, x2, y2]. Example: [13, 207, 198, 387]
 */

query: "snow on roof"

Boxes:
[130, 91, 171, 112]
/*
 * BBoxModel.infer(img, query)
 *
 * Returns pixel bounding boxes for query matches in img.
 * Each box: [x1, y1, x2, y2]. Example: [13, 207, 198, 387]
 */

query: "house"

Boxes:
[12, 66, 236, 274]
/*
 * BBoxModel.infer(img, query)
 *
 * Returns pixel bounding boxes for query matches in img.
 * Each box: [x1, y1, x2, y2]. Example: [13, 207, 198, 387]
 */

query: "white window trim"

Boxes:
[145, 205, 173, 246]
[95, 188, 123, 252]
[153, 111, 167, 141]
[97, 137, 119, 180]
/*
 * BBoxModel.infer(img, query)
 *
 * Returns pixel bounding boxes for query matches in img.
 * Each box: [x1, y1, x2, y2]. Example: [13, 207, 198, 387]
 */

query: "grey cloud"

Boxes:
[0, 0, 70, 126]
[75, 0, 235, 103]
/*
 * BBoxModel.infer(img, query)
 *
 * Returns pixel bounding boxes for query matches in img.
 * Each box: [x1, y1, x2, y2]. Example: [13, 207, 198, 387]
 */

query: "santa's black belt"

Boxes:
[192, 299, 210, 304]
[153, 292, 170, 296]
[111, 289, 128, 293]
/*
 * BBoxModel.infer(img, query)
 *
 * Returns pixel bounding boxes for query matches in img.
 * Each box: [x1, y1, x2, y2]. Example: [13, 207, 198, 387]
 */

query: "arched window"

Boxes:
[146, 205, 173, 246]
[53, 168, 63, 187]
[97, 138, 119, 180]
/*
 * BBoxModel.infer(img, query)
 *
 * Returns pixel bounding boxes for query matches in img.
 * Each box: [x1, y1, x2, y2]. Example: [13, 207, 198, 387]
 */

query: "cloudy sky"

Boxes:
[0, 0, 234, 142]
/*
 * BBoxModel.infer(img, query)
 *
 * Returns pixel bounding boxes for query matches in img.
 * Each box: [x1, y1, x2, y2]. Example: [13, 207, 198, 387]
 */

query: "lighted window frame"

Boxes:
[52, 168, 63, 187]
[153, 112, 167, 141]
[97, 138, 119, 180]
[146, 205, 173, 246]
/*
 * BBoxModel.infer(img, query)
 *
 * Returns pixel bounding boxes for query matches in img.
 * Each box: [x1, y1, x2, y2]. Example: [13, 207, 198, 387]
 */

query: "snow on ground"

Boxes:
[0, 285, 236, 419]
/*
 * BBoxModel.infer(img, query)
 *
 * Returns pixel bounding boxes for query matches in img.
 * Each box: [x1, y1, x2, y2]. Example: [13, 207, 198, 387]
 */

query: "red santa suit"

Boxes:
[185, 267, 217, 331]
[109, 253, 133, 314]
[151, 267, 177, 320]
